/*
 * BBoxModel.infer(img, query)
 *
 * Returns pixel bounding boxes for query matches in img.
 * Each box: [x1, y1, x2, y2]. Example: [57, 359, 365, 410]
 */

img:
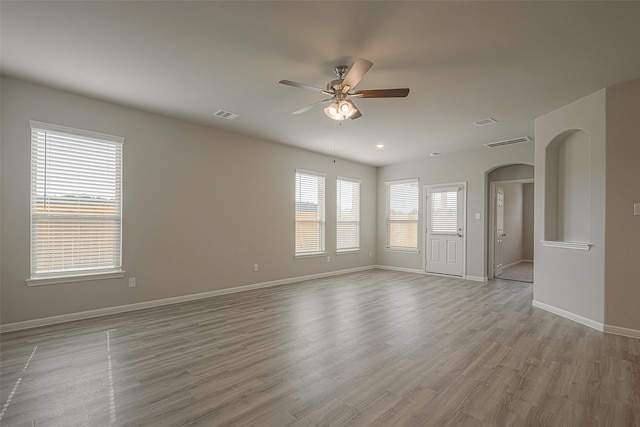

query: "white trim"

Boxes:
[295, 168, 326, 178]
[384, 178, 419, 186]
[532, 300, 604, 331]
[26, 270, 126, 286]
[377, 265, 482, 282]
[294, 252, 327, 259]
[336, 176, 361, 184]
[540, 240, 592, 251]
[29, 120, 125, 144]
[465, 275, 488, 282]
[375, 265, 424, 275]
[502, 259, 532, 269]
[424, 272, 463, 279]
[383, 248, 420, 254]
[336, 249, 361, 255]
[603, 324, 640, 339]
[1, 266, 376, 333]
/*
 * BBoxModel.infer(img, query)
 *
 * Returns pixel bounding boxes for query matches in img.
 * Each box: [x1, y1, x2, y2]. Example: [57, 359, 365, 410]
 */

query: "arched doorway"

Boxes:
[487, 164, 534, 282]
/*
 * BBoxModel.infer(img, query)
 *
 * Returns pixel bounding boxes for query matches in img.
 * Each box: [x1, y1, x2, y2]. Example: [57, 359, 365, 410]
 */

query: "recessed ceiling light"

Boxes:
[376, 144, 385, 149]
[430, 152, 440, 157]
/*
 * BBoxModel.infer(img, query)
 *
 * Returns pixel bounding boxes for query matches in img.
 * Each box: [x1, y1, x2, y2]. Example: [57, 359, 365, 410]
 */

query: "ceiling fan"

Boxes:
[279, 58, 410, 121]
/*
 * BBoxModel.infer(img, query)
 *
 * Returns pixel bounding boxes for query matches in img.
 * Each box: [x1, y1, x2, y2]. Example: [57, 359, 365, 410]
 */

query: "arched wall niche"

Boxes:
[544, 129, 591, 243]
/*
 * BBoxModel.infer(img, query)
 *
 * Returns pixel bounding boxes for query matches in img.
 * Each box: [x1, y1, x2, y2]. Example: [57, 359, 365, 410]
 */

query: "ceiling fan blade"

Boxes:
[341, 58, 373, 91]
[292, 98, 334, 115]
[279, 80, 325, 93]
[352, 88, 410, 98]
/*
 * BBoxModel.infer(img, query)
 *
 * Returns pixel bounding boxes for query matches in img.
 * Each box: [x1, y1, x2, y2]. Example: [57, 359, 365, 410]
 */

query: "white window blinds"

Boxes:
[30, 121, 124, 278]
[429, 189, 458, 233]
[295, 170, 325, 255]
[336, 177, 360, 251]
[385, 179, 419, 250]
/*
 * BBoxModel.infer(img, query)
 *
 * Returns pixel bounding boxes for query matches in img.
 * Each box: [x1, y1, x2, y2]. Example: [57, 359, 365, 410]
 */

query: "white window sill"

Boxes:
[540, 241, 592, 251]
[384, 248, 420, 254]
[336, 249, 361, 255]
[26, 270, 126, 286]
[294, 252, 327, 259]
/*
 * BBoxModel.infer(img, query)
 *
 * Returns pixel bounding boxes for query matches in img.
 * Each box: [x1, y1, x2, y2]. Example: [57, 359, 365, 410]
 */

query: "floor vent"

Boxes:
[213, 109, 240, 120]
[484, 136, 532, 148]
[473, 118, 498, 127]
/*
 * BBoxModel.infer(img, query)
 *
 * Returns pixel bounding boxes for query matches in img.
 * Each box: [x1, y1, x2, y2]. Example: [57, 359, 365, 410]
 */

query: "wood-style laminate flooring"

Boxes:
[1, 270, 639, 426]
[497, 262, 534, 283]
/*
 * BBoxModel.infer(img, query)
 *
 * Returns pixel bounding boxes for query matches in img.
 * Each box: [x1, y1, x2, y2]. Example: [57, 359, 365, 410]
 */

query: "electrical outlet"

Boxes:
[475, 212, 481, 220]
[253, 264, 259, 272]
[327, 256, 331, 263]
[128, 277, 136, 288]
[634, 203, 640, 216]
[369, 252, 373, 258]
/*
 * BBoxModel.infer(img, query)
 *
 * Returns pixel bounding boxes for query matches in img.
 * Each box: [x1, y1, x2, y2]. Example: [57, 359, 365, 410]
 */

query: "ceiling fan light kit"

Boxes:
[280, 58, 409, 121]
[324, 98, 358, 121]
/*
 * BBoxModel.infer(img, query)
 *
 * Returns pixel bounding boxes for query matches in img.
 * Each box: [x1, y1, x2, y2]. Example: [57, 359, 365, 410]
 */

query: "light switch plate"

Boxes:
[475, 213, 481, 220]
[634, 203, 640, 216]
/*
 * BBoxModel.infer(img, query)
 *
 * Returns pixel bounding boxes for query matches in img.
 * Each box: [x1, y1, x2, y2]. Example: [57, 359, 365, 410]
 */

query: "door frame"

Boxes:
[488, 179, 534, 279]
[423, 182, 467, 278]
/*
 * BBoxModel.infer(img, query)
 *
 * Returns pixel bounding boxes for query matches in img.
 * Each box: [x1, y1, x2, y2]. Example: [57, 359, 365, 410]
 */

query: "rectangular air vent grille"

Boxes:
[473, 118, 498, 127]
[213, 109, 239, 120]
[484, 136, 532, 148]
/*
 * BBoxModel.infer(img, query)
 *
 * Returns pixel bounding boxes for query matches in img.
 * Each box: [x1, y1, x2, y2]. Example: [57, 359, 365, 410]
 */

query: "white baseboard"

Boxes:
[532, 300, 604, 331]
[603, 324, 640, 339]
[375, 265, 425, 274]
[0, 265, 376, 333]
[377, 265, 487, 283]
[376, 265, 487, 283]
[503, 259, 533, 269]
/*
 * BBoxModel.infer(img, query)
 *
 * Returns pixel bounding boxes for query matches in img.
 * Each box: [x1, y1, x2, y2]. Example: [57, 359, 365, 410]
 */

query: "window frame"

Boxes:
[294, 169, 326, 258]
[385, 178, 420, 252]
[26, 121, 125, 286]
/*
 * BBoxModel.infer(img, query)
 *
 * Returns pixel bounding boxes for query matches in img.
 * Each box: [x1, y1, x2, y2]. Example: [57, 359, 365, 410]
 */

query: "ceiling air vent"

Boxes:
[213, 109, 239, 120]
[484, 136, 532, 148]
[473, 118, 498, 127]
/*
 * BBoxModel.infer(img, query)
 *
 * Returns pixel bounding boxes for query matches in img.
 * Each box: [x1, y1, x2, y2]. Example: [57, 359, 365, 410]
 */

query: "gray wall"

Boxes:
[502, 183, 523, 266]
[522, 183, 534, 260]
[605, 78, 640, 331]
[534, 89, 606, 324]
[376, 145, 535, 279]
[0, 77, 377, 325]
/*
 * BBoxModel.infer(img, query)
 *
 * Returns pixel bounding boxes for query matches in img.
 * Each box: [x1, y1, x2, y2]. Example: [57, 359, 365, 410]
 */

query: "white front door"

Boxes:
[494, 186, 505, 277]
[425, 184, 465, 277]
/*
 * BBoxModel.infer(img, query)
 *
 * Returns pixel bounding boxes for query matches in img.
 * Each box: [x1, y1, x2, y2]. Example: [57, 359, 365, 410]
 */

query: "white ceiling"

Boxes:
[2, 1, 640, 166]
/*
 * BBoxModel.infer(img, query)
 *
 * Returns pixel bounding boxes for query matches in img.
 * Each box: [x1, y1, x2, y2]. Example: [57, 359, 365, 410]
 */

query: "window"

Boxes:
[429, 189, 458, 233]
[385, 179, 419, 250]
[29, 121, 124, 282]
[336, 177, 360, 252]
[295, 170, 325, 256]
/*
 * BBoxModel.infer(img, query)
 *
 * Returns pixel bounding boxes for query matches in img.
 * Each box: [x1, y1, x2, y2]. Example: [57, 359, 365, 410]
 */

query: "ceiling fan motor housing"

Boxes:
[327, 65, 349, 92]
[328, 79, 344, 92]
